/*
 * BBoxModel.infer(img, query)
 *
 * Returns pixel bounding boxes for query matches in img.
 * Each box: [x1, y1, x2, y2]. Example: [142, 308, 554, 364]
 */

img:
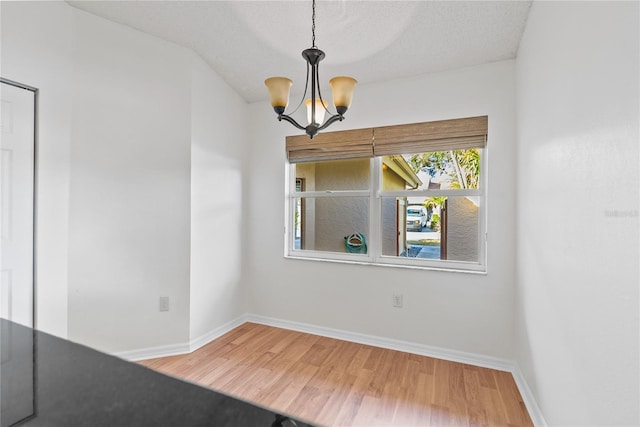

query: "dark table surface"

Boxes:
[1, 319, 313, 427]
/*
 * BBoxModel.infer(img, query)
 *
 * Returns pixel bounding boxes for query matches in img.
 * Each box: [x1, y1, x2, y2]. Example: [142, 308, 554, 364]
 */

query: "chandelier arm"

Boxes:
[285, 61, 310, 117]
[313, 60, 334, 117]
[310, 63, 317, 123]
[278, 114, 307, 131]
[317, 114, 344, 131]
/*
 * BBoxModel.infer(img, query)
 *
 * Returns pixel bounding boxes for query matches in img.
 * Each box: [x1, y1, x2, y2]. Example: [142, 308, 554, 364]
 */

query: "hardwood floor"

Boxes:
[140, 323, 533, 426]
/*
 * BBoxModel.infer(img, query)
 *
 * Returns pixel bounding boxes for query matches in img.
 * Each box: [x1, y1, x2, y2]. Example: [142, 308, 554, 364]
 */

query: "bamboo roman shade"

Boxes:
[285, 116, 487, 163]
[373, 116, 488, 156]
[286, 128, 374, 163]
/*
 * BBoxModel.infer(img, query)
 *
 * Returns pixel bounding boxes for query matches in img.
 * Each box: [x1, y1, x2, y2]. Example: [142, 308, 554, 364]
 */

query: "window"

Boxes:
[285, 116, 487, 272]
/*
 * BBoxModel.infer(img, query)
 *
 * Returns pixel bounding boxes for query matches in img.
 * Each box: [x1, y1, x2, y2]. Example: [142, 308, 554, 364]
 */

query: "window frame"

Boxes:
[285, 160, 376, 264]
[285, 157, 487, 273]
[283, 117, 488, 273]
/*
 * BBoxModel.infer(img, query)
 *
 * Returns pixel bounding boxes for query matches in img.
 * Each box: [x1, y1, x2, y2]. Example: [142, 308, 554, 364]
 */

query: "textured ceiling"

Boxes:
[66, 1, 532, 103]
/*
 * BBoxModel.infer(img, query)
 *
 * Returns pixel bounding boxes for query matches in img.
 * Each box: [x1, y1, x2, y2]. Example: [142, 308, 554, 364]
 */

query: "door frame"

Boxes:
[1, 77, 38, 328]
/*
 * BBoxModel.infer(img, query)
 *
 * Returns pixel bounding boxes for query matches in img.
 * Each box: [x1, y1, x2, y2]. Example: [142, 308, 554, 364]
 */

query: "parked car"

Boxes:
[406, 205, 428, 231]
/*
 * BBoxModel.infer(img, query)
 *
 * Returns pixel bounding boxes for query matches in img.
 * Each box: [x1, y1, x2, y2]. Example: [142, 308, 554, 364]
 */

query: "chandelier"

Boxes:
[264, 0, 357, 139]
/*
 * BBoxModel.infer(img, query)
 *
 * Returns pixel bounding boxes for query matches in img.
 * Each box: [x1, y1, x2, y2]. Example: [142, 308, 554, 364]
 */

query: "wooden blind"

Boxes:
[285, 116, 487, 163]
[373, 116, 488, 156]
[286, 128, 374, 163]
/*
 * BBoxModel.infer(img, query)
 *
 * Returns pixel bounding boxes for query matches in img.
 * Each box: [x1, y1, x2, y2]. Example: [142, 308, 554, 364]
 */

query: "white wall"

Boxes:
[515, 2, 639, 425]
[67, 9, 193, 353]
[246, 61, 518, 358]
[2, 2, 249, 354]
[1, 1, 73, 338]
[189, 54, 248, 342]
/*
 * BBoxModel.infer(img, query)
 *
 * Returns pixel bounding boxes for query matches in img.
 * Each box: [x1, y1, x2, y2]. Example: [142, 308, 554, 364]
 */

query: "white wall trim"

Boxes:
[114, 313, 546, 425]
[246, 314, 513, 371]
[113, 341, 191, 362]
[245, 314, 547, 426]
[511, 365, 548, 427]
[114, 314, 250, 362]
[188, 315, 249, 353]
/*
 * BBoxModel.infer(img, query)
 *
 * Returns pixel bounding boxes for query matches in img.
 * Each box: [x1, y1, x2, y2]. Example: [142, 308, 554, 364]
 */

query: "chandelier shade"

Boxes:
[305, 99, 328, 125]
[264, 0, 356, 139]
[264, 77, 293, 112]
[329, 76, 357, 111]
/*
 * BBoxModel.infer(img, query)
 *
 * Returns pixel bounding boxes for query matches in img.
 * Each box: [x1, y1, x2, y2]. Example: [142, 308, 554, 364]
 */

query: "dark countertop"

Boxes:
[1, 319, 312, 427]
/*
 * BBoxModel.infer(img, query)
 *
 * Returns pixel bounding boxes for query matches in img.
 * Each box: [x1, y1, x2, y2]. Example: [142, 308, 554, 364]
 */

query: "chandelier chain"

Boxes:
[264, 0, 354, 139]
[311, 0, 316, 48]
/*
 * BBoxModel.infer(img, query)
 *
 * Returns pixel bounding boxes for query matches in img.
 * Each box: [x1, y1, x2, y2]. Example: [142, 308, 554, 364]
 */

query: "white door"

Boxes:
[0, 82, 35, 327]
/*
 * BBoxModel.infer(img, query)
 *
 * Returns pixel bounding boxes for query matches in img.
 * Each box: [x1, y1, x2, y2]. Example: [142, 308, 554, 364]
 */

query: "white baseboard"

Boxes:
[188, 315, 249, 353]
[245, 314, 547, 426]
[245, 313, 514, 371]
[511, 365, 548, 427]
[113, 341, 191, 362]
[114, 314, 250, 362]
[114, 312, 546, 426]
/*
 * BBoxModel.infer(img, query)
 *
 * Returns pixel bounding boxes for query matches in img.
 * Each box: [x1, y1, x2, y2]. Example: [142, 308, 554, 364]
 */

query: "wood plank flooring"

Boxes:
[139, 323, 533, 426]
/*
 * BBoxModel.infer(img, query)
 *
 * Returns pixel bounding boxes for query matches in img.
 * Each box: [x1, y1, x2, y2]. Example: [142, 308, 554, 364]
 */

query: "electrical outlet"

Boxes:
[392, 294, 403, 308]
[159, 296, 170, 312]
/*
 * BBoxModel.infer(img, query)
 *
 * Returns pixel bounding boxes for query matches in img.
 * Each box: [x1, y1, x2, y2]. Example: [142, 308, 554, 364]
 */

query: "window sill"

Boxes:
[284, 253, 487, 275]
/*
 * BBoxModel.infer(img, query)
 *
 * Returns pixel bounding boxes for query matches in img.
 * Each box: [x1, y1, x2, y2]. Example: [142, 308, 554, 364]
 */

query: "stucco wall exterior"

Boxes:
[445, 197, 479, 262]
[381, 169, 409, 256]
[295, 159, 410, 254]
[295, 163, 316, 249]
[296, 159, 369, 252]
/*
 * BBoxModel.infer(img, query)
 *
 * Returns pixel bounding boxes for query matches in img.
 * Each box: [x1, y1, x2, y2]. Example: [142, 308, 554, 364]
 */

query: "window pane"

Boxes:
[293, 197, 369, 254]
[381, 149, 481, 191]
[381, 196, 480, 263]
[380, 197, 415, 257]
[295, 158, 370, 191]
[442, 195, 480, 263]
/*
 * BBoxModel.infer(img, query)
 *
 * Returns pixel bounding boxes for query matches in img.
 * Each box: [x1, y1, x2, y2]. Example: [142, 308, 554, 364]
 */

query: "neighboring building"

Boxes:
[408, 168, 480, 262]
[381, 156, 422, 256]
[442, 197, 479, 262]
[296, 156, 421, 255]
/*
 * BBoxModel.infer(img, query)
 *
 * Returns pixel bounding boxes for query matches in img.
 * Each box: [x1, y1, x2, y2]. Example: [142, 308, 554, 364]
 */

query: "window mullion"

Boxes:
[379, 189, 482, 198]
[293, 190, 370, 198]
[286, 164, 295, 255]
[369, 157, 382, 260]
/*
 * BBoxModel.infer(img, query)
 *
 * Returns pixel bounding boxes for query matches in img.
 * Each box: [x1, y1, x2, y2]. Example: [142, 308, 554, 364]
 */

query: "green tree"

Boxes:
[449, 149, 480, 189]
[409, 149, 480, 189]
[423, 196, 446, 211]
[423, 196, 446, 231]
